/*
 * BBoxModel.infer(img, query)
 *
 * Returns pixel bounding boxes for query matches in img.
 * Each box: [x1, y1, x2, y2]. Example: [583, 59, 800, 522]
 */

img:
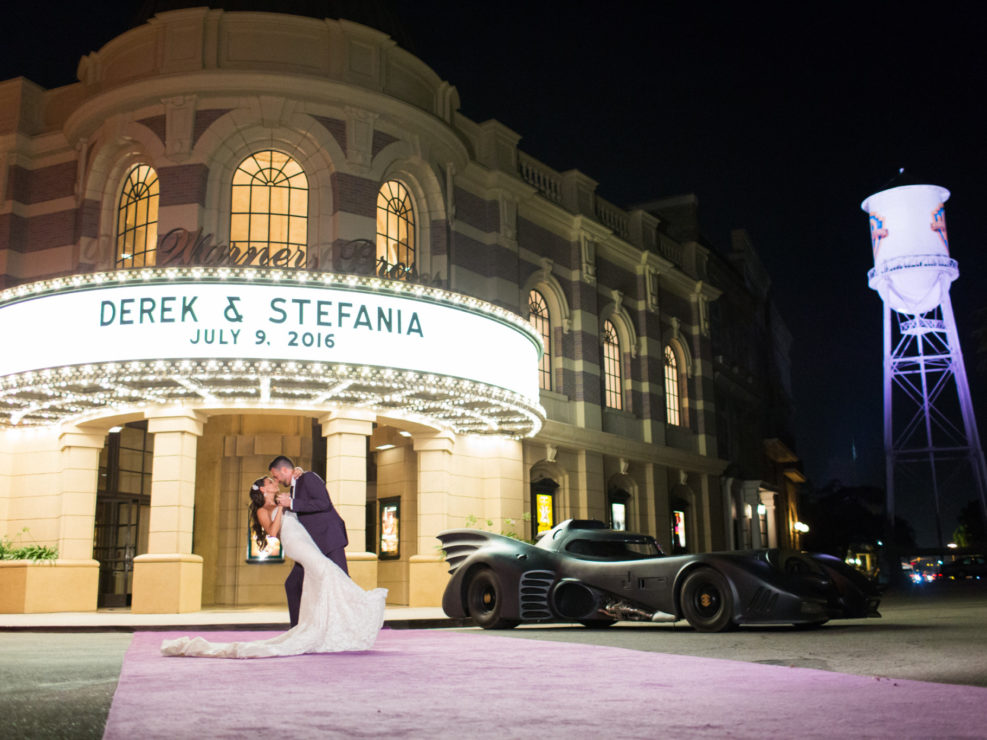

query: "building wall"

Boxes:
[1, 428, 63, 545]
[0, 8, 807, 612]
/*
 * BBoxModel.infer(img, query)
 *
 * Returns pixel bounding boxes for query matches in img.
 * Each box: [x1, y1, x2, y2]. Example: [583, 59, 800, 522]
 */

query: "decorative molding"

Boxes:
[693, 281, 710, 337]
[500, 193, 517, 243]
[163, 95, 197, 161]
[646, 267, 660, 312]
[73, 138, 89, 204]
[345, 106, 378, 169]
[445, 161, 456, 223]
[580, 234, 596, 283]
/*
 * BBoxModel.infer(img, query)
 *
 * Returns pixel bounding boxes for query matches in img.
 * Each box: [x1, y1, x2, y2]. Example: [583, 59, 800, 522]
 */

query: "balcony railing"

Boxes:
[594, 196, 630, 239]
[518, 152, 563, 204]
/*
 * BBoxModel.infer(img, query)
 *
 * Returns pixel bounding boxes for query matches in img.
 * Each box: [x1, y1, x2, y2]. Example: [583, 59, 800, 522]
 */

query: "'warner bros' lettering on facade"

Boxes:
[157, 227, 307, 268]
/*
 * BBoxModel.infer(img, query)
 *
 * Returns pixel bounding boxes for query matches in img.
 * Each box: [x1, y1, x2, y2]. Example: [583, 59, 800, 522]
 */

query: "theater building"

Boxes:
[0, 6, 795, 614]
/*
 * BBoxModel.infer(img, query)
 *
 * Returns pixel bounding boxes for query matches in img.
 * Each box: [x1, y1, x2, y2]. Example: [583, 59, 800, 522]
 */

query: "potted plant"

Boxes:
[0, 529, 70, 613]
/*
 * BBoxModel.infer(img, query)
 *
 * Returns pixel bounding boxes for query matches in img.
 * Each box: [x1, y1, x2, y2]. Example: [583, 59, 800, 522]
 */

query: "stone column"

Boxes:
[759, 490, 779, 549]
[132, 410, 205, 613]
[571, 449, 604, 521]
[637, 462, 656, 539]
[695, 472, 716, 551]
[653, 465, 671, 548]
[48, 427, 105, 611]
[409, 432, 454, 607]
[320, 410, 376, 589]
[57, 428, 105, 561]
[721, 477, 737, 550]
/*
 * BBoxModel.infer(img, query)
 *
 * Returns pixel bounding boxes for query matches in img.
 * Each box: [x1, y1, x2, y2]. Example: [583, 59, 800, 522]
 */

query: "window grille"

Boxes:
[230, 150, 308, 266]
[376, 181, 416, 279]
[602, 320, 622, 410]
[528, 290, 552, 390]
[116, 165, 159, 268]
[664, 345, 681, 426]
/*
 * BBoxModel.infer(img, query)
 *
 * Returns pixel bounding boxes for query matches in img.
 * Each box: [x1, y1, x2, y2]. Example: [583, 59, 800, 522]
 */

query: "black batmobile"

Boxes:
[437, 519, 880, 632]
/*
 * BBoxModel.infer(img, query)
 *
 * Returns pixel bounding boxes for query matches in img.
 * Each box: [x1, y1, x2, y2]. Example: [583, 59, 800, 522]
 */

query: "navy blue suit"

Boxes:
[285, 471, 348, 627]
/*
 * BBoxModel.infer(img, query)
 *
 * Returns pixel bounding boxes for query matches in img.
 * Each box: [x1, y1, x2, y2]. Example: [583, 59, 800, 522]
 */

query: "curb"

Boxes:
[0, 617, 474, 633]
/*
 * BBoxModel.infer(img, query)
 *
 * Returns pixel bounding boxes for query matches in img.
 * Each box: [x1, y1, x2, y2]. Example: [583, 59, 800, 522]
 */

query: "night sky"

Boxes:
[4, 3, 986, 541]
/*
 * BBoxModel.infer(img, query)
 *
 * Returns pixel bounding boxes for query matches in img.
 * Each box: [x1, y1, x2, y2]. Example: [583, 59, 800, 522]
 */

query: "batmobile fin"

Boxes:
[436, 529, 506, 574]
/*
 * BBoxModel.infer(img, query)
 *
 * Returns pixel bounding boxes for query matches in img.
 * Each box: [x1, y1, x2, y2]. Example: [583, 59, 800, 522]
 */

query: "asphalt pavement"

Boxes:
[1, 581, 984, 739]
[469, 581, 987, 688]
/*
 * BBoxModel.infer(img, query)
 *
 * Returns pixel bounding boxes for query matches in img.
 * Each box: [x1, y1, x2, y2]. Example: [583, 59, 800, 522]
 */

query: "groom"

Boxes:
[268, 455, 349, 627]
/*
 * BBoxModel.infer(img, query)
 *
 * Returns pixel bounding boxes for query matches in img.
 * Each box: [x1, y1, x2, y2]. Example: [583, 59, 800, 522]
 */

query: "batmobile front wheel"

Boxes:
[466, 569, 518, 630]
[680, 568, 736, 632]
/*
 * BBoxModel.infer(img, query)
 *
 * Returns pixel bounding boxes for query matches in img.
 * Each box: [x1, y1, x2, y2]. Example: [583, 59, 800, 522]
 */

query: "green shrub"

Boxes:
[464, 513, 533, 543]
[0, 529, 58, 562]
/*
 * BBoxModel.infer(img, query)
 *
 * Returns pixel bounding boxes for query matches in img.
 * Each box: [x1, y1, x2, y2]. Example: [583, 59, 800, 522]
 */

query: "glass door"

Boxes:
[94, 423, 152, 607]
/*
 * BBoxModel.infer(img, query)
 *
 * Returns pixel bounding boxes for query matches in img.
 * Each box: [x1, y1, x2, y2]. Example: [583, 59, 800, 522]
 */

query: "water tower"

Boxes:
[863, 175, 987, 550]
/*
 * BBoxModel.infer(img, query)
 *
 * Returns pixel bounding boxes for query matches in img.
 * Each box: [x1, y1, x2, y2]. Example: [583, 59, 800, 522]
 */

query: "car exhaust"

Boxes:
[600, 599, 677, 623]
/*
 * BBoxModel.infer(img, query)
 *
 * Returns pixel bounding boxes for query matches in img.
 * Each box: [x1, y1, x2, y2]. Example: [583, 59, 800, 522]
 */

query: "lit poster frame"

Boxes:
[246, 520, 285, 563]
[379, 497, 400, 560]
[535, 492, 555, 535]
[610, 500, 627, 531]
[672, 509, 687, 552]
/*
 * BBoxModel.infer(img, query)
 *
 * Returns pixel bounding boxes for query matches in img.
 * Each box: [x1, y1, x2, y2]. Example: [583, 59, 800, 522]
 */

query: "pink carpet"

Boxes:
[104, 629, 987, 739]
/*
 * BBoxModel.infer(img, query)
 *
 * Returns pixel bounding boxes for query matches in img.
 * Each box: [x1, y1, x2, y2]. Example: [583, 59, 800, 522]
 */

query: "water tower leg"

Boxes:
[916, 326, 946, 551]
[882, 303, 903, 585]
[941, 296, 987, 532]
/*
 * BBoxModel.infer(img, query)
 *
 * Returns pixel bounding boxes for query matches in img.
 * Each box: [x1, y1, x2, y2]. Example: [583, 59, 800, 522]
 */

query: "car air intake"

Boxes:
[518, 570, 554, 620]
[551, 580, 599, 620]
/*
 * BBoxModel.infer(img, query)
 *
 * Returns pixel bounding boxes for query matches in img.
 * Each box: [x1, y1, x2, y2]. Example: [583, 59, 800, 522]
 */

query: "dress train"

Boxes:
[161, 510, 387, 658]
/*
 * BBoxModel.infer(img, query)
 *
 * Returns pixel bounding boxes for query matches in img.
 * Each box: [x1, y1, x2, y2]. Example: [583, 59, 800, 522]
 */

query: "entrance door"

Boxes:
[94, 423, 153, 608]
[93, 495, 141, 607]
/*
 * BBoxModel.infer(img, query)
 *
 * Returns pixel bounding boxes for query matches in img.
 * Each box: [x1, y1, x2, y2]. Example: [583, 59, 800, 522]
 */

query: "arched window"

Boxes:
[116, 165, 159, 268]
[528, 290, 552, 391]
[664, 345, 681, 426]
[376, 181, 416, 280]
[602, 320, 622, 410]
[230, 150, 308, 267]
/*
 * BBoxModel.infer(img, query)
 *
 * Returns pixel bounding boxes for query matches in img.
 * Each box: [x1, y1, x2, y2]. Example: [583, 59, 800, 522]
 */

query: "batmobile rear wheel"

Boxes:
[466, 569, 518, 630]
[680, 568, 735, 632]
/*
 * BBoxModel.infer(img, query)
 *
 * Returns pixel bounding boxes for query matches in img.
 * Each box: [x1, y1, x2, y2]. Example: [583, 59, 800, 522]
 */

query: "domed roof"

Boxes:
[132, 0, 415, 51]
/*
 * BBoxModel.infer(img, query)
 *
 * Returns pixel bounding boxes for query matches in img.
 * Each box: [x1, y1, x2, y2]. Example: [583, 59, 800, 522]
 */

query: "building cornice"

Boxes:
[536, 419, 728, 476]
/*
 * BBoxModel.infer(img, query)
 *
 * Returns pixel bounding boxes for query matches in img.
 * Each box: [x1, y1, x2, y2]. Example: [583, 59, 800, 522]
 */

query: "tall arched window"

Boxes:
[116, 165, 159, 268]
[230, 150, 308, 266]
[528, 290, 552, 391]
[376, 181, 416, 280]
[664, 345, 681, 426]
[602, 320, 622, 410]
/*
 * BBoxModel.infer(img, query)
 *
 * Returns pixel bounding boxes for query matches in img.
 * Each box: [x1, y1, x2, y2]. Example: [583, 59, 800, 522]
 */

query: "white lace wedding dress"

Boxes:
[161, 510, 387, 658]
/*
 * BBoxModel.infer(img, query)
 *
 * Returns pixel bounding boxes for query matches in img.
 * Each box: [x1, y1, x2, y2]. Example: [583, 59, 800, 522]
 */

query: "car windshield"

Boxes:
[565, 538, 661, 560]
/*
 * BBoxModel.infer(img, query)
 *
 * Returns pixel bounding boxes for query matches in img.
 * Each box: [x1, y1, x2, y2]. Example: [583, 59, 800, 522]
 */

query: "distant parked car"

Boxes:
[941, 555, 987, 580]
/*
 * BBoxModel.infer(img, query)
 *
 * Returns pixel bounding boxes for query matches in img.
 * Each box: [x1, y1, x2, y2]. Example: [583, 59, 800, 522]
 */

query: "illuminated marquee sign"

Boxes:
[0, 268, 545, 434]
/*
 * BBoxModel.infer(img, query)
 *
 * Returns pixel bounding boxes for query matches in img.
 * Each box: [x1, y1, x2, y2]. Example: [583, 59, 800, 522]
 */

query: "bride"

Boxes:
[161, 476, 387, 658]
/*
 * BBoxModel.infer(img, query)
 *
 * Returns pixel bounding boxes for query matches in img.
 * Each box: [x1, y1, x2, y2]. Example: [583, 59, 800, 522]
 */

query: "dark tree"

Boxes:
[953, 500, 987, 547]
[800, 481, 918, 556]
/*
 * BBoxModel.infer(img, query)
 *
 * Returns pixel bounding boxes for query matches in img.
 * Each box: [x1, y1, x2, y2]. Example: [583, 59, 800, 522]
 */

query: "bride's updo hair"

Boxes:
[248, 477, 270, 549]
